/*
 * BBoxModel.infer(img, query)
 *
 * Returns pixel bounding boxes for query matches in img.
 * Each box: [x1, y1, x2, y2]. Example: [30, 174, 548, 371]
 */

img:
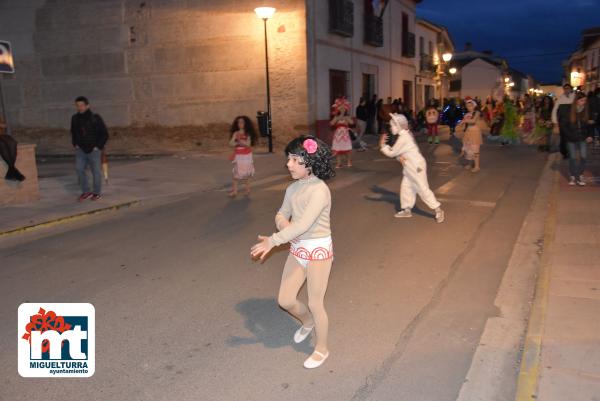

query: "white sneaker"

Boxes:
[293, 325, 313, 344]
[435, 209, 445, 223]
[569, 176, 576, 186]
[394, 209, 413, 218]
[303, 350, 329, 369]
[577, 176, 587, 186]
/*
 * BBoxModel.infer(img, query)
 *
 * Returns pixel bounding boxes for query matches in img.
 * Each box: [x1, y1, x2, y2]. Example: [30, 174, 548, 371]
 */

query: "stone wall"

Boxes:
[0, 0, 309, 154]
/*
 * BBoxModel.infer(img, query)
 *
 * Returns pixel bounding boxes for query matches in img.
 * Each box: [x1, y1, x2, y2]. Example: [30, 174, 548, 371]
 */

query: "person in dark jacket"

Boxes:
[355, 97, 368, 151]
[71, 96, 108, 201]
[565, 92, 594, 186]
[588, 89, 600, 142]
[366, 94, 378, 135]
[442, 98, 463, 136]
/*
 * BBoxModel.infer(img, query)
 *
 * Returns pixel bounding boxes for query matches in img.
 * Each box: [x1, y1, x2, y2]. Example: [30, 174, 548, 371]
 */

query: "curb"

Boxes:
[514, 156, 560, 401]
[0, 200, 141, 238]
[455, 153, 559, 401]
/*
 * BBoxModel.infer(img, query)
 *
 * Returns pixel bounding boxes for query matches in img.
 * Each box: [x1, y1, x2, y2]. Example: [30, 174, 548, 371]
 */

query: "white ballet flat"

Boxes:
[303, 350, 329, 369]
[293, 325, 314, 344]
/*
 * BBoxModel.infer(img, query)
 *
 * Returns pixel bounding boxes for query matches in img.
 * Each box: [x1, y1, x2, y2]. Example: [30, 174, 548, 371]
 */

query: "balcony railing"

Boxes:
[420, 54, 436, 74]
[364, 14, 383, 47]
[329, 0, 354, 37]
[402, 32, 416, 58]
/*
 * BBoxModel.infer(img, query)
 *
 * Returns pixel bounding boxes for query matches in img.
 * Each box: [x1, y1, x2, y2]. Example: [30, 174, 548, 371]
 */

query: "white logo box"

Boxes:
[18, 303, 95, 378]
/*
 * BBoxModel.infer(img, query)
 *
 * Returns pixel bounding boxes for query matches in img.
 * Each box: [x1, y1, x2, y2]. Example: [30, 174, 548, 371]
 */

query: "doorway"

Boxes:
[402, 80, 413, 112]
[329, 69, 349, 106]
[362, 73, 375, 100]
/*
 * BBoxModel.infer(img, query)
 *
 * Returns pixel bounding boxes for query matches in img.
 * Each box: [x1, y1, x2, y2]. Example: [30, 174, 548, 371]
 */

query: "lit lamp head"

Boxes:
[504, 77, 510, 83]
[449, 67, 457, 75]
[254, 7, 276, 20]
[442, 52, 452, 63]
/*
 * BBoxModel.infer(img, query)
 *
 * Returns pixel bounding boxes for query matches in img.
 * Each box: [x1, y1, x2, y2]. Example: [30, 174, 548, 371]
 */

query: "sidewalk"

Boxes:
[531, 151, 600, 401]
[0, 151, 287, 236]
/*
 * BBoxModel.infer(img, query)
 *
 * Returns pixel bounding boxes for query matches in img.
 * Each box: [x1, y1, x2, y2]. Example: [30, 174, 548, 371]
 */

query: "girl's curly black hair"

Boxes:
[230, 115, 258, 146]
[284, 135, 335, 180]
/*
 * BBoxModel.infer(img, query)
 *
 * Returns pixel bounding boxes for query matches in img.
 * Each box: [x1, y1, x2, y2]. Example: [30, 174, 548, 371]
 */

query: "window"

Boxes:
[364, 0, 383, 46]
[419, 36, 424, 56]
[428, 41, 433, 57]
[401, 13, 415, 58]
[329, 0, 354, 37]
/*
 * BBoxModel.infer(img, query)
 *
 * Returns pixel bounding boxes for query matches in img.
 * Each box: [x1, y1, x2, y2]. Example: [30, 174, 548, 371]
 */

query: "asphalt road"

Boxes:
[0, 139, 547, 401]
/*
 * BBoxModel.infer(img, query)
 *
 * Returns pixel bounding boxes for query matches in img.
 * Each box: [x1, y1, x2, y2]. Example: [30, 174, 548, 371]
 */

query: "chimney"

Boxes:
[465, 42, 472, 51]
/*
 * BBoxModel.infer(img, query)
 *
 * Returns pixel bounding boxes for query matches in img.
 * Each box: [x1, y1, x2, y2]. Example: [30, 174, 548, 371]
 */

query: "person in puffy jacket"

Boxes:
[565, 92, 594, 186]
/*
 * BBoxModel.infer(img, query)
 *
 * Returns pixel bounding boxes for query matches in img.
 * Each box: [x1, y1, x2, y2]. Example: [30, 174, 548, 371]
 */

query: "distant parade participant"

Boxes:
[535, 96, 555, 152]
[251, 135, 335, 369]
[443, 98, 462, 136]
[457, 97, 483, 172]
[228, 116, 257, 197]
[379, 113, 445, 223]
[500, 97, 519, 145]
[330, 96, 354, 168]
[552, 83, 576, 159]
[425, 104, 440, 144]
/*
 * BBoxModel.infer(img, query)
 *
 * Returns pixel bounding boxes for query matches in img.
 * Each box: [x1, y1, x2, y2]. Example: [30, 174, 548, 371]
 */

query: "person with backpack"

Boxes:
[71, 96, 109, 201]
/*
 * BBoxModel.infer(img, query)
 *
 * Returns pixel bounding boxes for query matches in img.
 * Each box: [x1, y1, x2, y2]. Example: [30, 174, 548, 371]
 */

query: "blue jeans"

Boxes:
[567, 141, 587, 178]
[75, 148, 102, 194]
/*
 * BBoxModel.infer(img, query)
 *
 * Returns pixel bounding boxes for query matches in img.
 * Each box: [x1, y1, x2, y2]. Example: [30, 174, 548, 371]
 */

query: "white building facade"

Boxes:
[566, 27, 600, 92]
[414, 18, 454, 110]
[307, 0, 422, 135]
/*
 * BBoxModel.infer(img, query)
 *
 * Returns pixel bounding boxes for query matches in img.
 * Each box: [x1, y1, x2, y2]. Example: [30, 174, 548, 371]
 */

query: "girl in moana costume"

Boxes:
[330, 97, 354, 168]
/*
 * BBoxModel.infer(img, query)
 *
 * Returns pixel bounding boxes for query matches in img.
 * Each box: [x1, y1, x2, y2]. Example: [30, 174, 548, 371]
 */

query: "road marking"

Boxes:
[436, 198, 497, 208]
[514, 161, 559, 401]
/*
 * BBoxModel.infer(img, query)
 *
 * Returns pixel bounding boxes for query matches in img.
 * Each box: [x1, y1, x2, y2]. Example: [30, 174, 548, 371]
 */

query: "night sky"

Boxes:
[417, 0, 600, 84]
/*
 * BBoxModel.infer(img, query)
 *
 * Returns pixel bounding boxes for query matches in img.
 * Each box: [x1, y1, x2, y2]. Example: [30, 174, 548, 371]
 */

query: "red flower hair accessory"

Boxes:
[303, 139, 318, 154]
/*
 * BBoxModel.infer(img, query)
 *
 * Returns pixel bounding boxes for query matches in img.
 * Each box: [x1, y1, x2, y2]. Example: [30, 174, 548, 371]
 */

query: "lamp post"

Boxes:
[255, 7, 276, 153]
[439, 51, 452, 109]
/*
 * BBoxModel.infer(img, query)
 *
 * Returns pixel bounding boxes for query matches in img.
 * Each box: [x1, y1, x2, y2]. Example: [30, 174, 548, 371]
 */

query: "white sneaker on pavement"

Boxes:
[394, 209, 413, 218]
[569, 176, 577, 186]
[578, 175, 587, 186]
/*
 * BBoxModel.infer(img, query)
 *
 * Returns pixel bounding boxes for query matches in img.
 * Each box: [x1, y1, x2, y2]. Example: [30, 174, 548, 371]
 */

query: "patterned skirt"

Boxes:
[232, 153, 255, 180]
[331, 127, 352, 155]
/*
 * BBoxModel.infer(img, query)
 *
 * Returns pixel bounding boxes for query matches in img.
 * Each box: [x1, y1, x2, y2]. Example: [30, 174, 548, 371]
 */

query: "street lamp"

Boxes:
[449, 67, 457, 75]
[439, 51, 453, 108]
[254, 6, 276, 153]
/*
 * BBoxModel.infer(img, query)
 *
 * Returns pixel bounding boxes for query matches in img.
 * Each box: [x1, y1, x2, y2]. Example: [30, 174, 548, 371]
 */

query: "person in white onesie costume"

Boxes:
[379, 113, 445, 223]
